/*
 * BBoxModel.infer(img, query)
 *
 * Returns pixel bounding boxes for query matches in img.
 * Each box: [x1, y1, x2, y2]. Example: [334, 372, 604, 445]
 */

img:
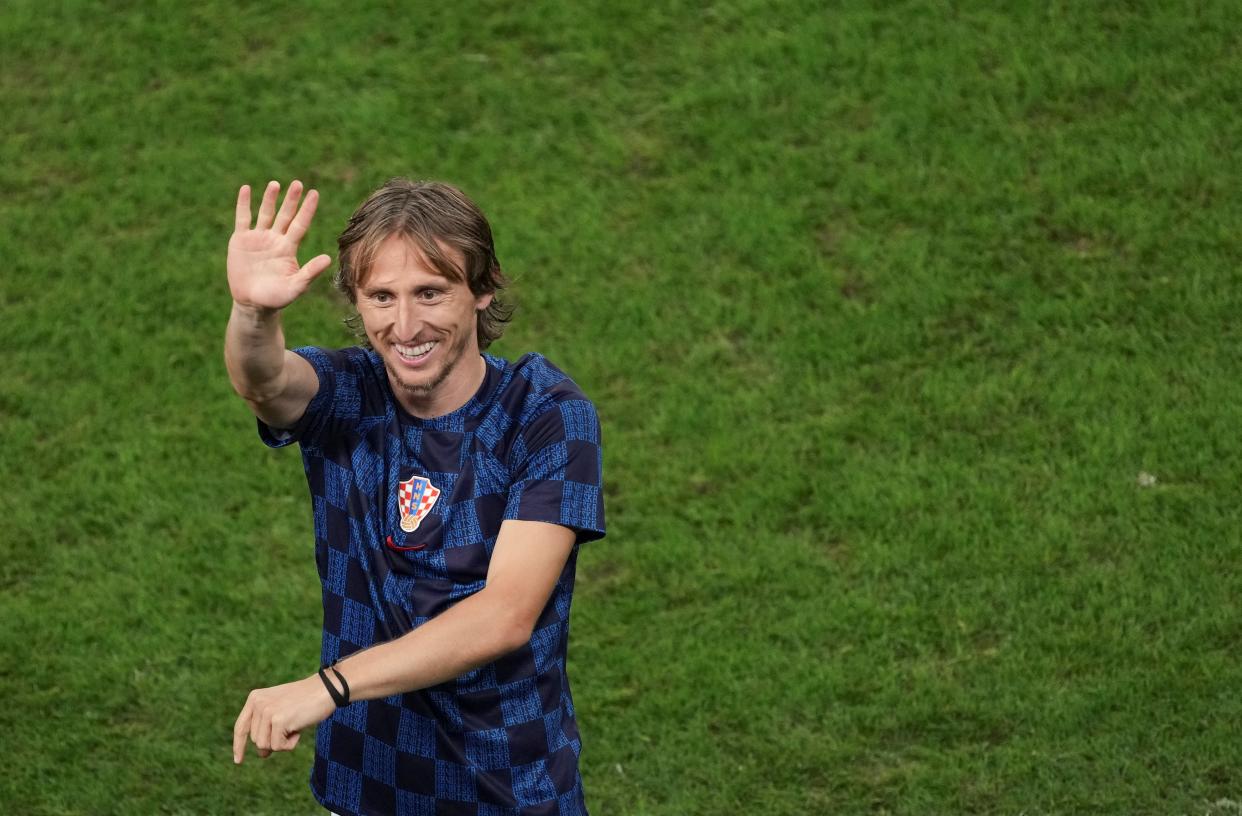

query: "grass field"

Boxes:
[3, 1, 1241, 813]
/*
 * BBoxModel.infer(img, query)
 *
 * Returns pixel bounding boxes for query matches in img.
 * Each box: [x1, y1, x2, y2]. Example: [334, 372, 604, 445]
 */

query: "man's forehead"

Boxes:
[359, 234, 465, 288]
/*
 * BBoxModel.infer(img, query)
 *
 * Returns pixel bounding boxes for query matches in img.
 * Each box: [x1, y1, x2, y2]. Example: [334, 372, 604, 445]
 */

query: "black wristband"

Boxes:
[318, 664, 349, 707]
[329, 664, 351, 706]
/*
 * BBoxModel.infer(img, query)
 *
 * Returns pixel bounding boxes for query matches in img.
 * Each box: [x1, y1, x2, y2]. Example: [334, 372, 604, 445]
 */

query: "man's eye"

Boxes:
[420, 290, 441, 301]
[373, 293, 393, 304]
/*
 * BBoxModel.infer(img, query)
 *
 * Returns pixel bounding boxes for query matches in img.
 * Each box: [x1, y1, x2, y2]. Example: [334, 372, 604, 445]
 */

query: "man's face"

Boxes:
[355, 235, 493, 415]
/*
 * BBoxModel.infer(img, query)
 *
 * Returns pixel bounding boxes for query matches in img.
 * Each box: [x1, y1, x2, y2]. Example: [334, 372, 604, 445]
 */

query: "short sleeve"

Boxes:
[503, 398, 606, 544]
[257, 346, 360, 449]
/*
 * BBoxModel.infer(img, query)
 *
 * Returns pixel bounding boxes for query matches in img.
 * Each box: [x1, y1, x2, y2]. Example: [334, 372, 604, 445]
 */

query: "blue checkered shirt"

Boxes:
[260, 348, 606, 816]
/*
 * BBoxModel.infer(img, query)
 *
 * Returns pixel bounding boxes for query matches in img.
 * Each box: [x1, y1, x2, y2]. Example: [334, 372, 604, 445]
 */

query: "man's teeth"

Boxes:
[396, 341, 437, 359]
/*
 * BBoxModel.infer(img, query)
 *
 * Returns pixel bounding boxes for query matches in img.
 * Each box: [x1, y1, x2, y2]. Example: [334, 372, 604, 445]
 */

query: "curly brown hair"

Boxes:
[334, 178, 514, 350]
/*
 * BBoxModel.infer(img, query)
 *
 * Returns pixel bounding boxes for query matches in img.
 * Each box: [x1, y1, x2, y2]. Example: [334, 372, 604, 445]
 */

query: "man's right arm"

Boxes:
[224, 303, 319, 430]
[223, 179, 332, 430]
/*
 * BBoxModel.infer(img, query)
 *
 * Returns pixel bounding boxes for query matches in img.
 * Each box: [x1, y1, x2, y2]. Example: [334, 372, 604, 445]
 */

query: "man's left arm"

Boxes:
[231, 519, 576, 764]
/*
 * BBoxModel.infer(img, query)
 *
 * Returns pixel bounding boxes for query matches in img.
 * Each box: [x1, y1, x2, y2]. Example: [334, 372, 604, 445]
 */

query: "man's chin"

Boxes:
[386, 358, 451, 397]
[390, 368, 438, 396]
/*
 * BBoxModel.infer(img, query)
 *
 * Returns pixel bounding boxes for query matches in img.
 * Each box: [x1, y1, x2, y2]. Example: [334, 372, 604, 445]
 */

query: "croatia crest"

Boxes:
[398, 474, 441, 533]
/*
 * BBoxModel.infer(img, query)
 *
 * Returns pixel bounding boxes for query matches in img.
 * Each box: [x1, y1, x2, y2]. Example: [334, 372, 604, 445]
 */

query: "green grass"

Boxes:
[3, 0, 1241, 813]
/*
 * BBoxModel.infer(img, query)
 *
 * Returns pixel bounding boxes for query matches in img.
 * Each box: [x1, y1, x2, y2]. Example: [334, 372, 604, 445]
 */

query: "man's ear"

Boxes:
[475, 292, 494, 311]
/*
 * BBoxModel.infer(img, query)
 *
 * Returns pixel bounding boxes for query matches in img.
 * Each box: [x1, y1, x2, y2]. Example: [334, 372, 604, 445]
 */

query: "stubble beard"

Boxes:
[386, 329, 470, 398]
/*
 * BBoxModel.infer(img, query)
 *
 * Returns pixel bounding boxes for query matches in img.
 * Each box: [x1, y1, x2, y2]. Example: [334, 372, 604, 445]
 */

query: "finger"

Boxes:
[270, 717, 296, 751]
[297, 254, 332, 286]
[232, 700, 253, 764]
[255, 180, 280, 230]
[234, 185, 252, 232]
[272, 179, 303, 234]
[251, 705, 271, 755]
[285, 188, 320, 244]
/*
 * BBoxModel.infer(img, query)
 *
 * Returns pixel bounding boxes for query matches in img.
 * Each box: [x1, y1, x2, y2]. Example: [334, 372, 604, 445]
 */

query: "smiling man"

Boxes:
[224, 178, 605, 816]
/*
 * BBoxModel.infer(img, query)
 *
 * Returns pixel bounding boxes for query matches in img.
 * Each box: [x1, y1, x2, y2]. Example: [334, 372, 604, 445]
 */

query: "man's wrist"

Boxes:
[317, 664, 351, 707]
[231, 300, 280, 322]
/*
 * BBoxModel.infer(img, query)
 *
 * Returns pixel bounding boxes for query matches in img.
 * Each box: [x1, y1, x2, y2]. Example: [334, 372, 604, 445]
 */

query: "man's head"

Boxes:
[335, 180, 514, 414]
[334, 179, 513, 350]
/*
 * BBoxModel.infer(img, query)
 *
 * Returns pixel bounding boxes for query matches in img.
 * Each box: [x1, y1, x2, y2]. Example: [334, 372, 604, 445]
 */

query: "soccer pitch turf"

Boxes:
[2, 1, 1240, 813]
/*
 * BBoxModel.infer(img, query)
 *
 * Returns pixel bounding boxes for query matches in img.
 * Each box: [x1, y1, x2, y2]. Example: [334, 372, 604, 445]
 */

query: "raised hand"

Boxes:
[228, 180, 332, 312]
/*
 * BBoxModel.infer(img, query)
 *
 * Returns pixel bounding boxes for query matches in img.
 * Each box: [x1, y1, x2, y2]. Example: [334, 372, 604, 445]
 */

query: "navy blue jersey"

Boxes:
[259, 347, 605, 816]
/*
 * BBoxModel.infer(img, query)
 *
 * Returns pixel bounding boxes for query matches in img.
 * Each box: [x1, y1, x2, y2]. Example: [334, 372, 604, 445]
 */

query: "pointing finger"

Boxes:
[285, 188, 319, 244]
[256, 180, 280, 230]
[234, 185, 252, 232]
[232, 700, 253, 764]
[272, 179, 303, 234]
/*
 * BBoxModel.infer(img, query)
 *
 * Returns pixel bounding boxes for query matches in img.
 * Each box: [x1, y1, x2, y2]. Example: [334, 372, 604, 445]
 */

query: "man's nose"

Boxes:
[395, 298, 421, 340]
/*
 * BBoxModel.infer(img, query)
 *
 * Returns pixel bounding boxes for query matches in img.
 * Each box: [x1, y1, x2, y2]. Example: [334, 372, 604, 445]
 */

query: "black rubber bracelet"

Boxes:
[318, 665, 348, 707]
[329, 664, 351, 706]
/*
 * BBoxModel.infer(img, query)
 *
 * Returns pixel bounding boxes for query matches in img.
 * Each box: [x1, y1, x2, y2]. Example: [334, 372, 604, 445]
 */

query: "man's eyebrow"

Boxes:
[360, 282, 447, 295]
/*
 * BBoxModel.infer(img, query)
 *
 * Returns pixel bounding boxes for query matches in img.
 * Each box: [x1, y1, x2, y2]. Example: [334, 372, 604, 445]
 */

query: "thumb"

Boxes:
[298, 254, 332, 285]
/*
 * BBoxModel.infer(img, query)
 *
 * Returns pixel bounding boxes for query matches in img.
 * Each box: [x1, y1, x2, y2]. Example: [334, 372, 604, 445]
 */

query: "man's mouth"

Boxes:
[394, 340, 438, 363]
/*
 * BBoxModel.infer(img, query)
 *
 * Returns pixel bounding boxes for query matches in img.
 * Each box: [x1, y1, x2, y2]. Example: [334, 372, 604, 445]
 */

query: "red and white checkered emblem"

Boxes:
[398, 474, 440, 533]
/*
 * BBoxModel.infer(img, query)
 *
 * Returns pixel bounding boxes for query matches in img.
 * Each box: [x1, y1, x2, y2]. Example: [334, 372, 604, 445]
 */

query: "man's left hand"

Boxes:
[232, 673, 335, 763]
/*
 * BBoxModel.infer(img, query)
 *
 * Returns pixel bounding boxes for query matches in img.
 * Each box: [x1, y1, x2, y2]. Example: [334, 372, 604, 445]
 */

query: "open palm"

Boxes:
[227, 180, 332, 311]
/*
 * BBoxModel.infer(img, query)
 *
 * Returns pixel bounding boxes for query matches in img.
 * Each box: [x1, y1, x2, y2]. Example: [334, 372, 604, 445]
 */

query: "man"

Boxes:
[225, 178, 605, 816]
